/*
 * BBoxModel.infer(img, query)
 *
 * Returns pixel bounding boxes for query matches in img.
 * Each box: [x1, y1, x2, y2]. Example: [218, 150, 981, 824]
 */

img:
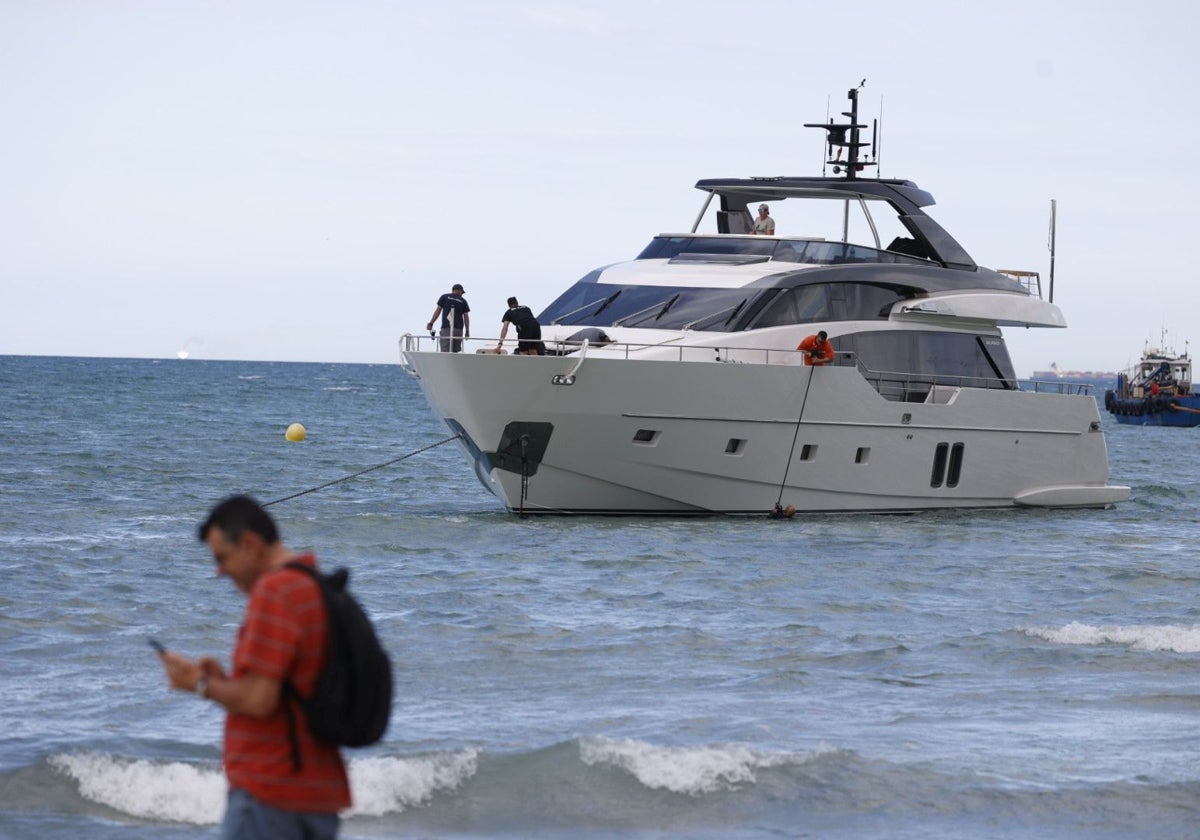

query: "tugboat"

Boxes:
[1104, 342, 1200, 427]
[400, 84, 1129, 514]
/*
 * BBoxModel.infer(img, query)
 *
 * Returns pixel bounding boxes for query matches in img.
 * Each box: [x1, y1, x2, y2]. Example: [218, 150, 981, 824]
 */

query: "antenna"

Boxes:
[820, 94, 831, 176]
[1047, 199, 1057, 303]
[875, 96, 884, 175]
[805, 80, 877, 180]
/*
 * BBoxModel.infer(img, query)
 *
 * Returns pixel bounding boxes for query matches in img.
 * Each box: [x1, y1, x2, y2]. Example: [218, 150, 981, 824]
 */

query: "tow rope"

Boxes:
[264, 434, 462, 507]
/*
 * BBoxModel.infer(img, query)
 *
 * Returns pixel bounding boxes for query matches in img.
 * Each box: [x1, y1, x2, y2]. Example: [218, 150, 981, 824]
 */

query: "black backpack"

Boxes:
[282, 562, 393, 769]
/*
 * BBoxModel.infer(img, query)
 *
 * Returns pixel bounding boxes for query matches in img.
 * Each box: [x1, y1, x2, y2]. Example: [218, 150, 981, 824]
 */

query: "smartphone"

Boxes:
[148, 637, 166, 656]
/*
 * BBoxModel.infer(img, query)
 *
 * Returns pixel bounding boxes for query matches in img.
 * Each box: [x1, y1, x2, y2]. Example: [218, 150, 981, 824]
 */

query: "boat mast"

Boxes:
[804, 80, 877, 182]
[806, 81, 878, 243]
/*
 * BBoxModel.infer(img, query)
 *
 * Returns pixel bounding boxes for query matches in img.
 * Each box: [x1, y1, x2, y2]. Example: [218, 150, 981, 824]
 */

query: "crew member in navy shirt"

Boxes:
[427, 284, 471, 352]
[496, 296, 544, 355]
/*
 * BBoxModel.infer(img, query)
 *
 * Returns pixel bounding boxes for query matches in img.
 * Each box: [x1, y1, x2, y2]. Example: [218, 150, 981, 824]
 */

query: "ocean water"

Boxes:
[1, 354, 1198, 839]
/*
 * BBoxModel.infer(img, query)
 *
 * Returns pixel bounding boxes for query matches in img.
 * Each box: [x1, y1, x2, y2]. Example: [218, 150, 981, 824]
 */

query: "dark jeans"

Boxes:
[220, 787, 339, 840]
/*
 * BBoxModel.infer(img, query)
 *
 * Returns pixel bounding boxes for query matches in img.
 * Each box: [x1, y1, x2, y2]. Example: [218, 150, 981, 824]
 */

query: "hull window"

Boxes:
[947, 442, 965, 487]
[800, 444, 817, 461]
[725, 438, 747, 455]
[930, 441, 965, 488]
[855, 447, 870, 464]
[931, 442, 949, 488]
[633, 429, 660, 445]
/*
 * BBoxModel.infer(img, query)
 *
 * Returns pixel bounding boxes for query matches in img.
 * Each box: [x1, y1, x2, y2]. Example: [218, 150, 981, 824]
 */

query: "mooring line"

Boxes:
[263, 434, 463, 507]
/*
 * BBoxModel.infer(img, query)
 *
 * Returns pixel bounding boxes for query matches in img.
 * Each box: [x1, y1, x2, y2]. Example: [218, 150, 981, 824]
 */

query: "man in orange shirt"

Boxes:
[159, 495, 350, 839]
[797, 330, 834, 366]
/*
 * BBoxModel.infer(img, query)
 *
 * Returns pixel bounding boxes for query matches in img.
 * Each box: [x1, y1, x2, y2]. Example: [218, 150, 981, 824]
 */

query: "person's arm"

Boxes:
[427, 306, 442, 331]
[497, 321, 509, 346]
[463, 311, 470, 337]
[161, 651, 282, 718]
[202, 668, 282, 718]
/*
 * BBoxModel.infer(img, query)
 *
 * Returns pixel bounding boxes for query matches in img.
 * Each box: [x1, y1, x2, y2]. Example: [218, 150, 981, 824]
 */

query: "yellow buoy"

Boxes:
[285, 423, 307, 442]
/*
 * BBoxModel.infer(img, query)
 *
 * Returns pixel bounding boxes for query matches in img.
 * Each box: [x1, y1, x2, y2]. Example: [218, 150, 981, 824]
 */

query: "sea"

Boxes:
[1, 354, 1198, 839]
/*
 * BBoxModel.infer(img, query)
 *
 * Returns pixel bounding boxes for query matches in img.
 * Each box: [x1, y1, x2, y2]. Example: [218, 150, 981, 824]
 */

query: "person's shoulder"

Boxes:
[261, 556, 322, 596]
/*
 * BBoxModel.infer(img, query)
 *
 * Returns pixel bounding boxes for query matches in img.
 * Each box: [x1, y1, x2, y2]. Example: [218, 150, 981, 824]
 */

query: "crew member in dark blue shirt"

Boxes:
[426, 284, 470, 352]
[496, 296, 544, 356]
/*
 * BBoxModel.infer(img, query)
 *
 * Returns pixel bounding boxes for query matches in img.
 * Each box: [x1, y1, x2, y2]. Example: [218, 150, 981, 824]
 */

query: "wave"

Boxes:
[48, 747, 479, 824]
[578, 735, 825, 796]
[48, 752, 225, 824]
[1022, 621, 1200, 653]
[45, 738, 832, 825]
[26, 736, 1200, 835]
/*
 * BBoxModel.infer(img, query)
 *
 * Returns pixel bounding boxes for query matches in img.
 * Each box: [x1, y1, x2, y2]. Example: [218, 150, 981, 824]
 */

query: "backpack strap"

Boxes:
[282, 683, 303, 772]
[280, 561, 322, 772]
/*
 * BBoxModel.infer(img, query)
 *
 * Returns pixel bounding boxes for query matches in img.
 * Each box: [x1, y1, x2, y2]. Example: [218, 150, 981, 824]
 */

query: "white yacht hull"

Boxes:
[405, 351, 1129, 514]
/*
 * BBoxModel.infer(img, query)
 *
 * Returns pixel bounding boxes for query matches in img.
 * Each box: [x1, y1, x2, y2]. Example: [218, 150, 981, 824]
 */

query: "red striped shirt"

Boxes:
[223, 554, 351, 812]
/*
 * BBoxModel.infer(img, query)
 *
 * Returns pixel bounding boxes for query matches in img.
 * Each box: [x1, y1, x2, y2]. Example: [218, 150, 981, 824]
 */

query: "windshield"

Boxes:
[540, 282, 761, 331]
[636, 236, 929, 266]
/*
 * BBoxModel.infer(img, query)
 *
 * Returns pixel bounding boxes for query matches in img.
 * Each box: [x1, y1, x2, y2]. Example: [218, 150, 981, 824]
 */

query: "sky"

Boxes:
[2, 0, 1198, 375]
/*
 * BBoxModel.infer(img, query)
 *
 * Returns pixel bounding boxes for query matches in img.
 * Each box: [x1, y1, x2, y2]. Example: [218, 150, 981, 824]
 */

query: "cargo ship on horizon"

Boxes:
[1031, 362, 1117, 382]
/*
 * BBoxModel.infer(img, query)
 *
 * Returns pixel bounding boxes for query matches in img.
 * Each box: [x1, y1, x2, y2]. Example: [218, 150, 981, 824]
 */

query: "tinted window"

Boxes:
[636, 237, 775, 260]
[634, 236, 926, 266]
[539, 281, 763, 332]
[750, 283, 908, 327]
[836, 330, 1017, 399]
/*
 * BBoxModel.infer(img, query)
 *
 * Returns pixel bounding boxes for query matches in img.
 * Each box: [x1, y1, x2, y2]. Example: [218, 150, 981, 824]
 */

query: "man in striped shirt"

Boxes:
[160, 495, 350, 838]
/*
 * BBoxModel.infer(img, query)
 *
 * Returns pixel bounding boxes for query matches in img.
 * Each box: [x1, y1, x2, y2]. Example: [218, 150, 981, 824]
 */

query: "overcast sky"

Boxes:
[2, 0, 1196, 375]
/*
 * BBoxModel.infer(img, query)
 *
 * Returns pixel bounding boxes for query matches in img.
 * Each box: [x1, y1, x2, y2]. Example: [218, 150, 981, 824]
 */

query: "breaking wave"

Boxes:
[49, 747, 479, 824]
[1022, 621, 1200, 653]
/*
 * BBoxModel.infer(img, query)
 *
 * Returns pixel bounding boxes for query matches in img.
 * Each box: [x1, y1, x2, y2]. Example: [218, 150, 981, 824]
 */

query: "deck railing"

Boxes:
[398, 333, 1092, 398]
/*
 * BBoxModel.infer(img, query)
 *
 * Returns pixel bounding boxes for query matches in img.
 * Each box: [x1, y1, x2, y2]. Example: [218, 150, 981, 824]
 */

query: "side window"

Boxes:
[752, 289, 799, 329]
[842, 330, 1015, 395]
[794, 285, 833, 321]
[747, 283, 902, 328]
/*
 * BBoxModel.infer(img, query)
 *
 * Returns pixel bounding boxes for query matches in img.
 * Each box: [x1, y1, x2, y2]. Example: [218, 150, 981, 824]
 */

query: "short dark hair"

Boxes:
[507, 296, 518, 307]
[817, 330, 828, 340]
[198, 494, 279, 545]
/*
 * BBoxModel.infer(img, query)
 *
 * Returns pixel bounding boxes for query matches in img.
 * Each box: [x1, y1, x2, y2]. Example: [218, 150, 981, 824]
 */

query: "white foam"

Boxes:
[50, 749, 479, 823]
[50, 752, 226, 825]
[578, 736, 815, 796]
[1023, 621, 1200, 653]
[345, 749, 478, 817]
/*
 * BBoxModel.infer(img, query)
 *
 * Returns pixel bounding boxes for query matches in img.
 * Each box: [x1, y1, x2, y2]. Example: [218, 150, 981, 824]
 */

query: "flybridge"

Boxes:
[686, 84, 981, 269]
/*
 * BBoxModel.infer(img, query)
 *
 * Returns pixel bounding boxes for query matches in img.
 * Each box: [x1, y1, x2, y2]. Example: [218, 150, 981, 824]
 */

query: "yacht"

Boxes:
[400, 87, 1130, 515]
